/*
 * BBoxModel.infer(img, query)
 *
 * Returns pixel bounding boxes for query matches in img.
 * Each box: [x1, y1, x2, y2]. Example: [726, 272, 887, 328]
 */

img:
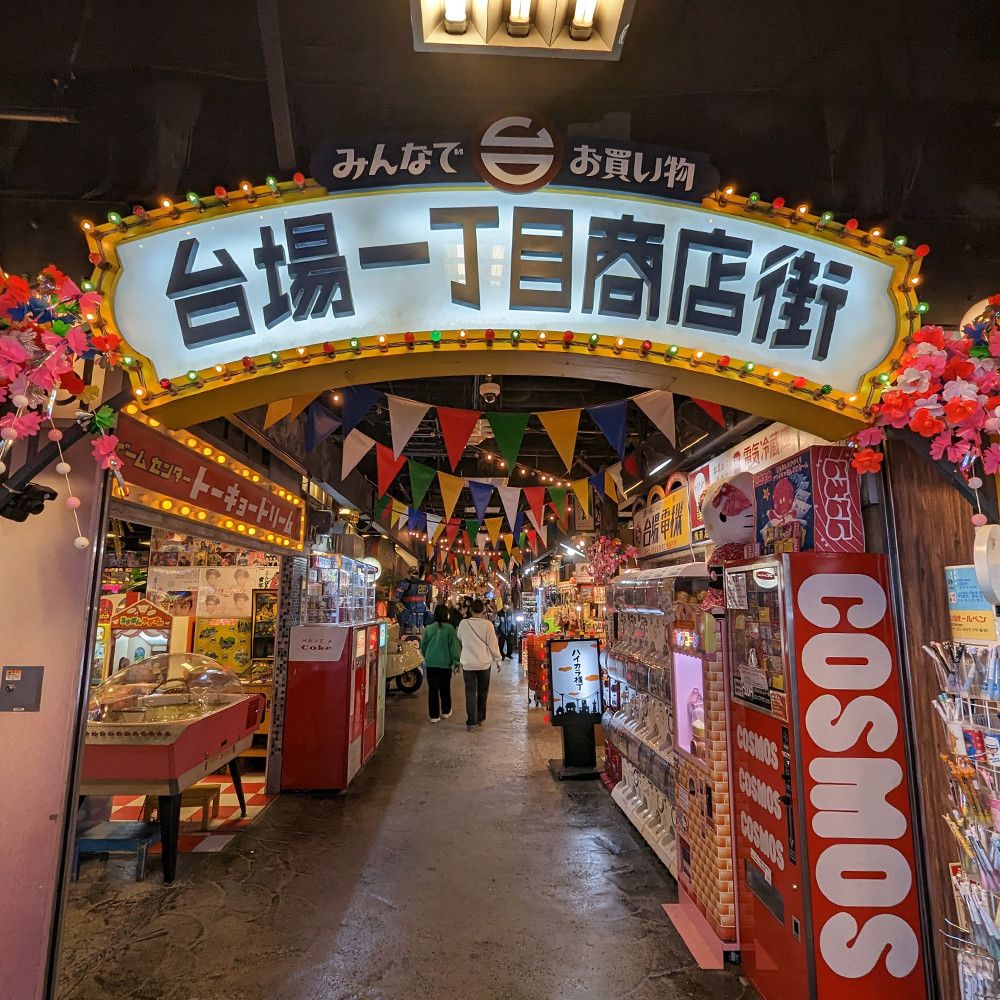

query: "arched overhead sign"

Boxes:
[83, 119, 924, 438]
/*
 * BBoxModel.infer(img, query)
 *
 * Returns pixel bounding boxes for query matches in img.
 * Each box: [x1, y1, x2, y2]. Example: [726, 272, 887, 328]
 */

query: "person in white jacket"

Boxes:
[456, 599, 502, 730]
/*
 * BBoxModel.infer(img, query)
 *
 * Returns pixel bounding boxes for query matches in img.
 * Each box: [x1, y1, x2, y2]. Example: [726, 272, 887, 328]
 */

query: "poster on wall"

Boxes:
[194, 618, 253, 673]
[945, 564, 998, 644]
[547, 638, 602, 724]
[196, 566, 279, 618]
[149, 529, 280, 567]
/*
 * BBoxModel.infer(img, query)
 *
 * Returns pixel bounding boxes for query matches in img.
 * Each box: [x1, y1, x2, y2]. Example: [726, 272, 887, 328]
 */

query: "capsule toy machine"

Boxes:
[281, 553, 376, 791]
[375, 620, 389, 747]
[724, 553, 927, 1000]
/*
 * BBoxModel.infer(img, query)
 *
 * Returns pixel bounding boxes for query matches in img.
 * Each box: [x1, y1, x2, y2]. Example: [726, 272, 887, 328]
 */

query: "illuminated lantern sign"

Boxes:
[672, 628, 700, 651]
[548, 638, 602, 725]
[85, 117, 922, 431]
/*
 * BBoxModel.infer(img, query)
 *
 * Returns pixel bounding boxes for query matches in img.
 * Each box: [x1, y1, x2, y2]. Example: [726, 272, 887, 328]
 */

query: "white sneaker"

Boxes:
[442, 711, 452, 719]
[430, 717, 440, 724]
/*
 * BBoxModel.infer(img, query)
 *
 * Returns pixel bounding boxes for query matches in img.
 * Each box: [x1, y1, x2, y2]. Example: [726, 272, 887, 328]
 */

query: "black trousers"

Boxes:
[426, 667, 453, 719]
[463, 668, 491, 726]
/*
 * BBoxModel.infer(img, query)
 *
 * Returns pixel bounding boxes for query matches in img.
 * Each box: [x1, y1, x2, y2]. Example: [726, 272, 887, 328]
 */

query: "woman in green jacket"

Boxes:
[420, 604, 462, 723]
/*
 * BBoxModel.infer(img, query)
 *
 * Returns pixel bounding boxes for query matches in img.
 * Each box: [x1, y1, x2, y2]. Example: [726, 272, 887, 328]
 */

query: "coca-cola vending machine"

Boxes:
[725, 553, 927, 1000]
[362, 623, 385, 764]
[281, 623, 370, 791]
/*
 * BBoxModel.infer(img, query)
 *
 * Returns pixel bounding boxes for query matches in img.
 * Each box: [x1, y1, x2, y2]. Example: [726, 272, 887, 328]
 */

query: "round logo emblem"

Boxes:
[471, 114, 563, 193]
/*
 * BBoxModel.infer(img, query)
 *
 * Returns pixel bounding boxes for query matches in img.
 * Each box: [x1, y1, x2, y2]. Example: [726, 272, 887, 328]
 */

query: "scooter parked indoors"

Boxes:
[384, 620, 423, 693]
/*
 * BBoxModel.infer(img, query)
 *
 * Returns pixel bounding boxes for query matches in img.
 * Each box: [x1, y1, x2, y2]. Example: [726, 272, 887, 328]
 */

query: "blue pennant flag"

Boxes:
[341, 386, 381, 436]
[586, 399, 629, 458]
[589, 471, 607, 498]
[468, 480, 494, 522]
[512, 508, 526, 539]
[304, 402, 341, 453]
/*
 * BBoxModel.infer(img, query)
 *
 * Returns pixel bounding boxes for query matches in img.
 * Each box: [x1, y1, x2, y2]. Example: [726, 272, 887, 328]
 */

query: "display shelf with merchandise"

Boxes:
[301, 554, 377, 625]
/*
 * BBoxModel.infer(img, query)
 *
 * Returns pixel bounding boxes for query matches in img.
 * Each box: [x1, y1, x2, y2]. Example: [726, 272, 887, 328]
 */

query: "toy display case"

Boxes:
[301, 553, 376, 625]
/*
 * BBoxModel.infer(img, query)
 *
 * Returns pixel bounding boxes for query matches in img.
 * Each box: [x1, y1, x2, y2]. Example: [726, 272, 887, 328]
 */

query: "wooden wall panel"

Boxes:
[885, 440, 970, 1000]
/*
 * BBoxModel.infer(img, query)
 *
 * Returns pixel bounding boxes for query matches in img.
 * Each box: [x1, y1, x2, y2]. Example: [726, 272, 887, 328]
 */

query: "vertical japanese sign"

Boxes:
[788, 553, 926, 996]
[116, 415, 303, 542]
[633, 487, 691, 557]
[548, 638, 602, 725]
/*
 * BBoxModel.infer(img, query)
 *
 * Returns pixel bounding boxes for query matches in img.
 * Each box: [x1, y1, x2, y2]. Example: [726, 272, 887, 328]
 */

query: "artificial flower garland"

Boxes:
[591, 534, 638, 584]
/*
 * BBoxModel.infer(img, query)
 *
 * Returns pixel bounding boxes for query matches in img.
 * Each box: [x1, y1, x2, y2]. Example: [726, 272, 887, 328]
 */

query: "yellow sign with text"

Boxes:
[634, 487, 691, 557]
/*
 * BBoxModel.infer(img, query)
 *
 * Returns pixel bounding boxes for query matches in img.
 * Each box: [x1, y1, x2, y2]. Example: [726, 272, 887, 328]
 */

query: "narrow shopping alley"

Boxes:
[59, 665, 742, 1000]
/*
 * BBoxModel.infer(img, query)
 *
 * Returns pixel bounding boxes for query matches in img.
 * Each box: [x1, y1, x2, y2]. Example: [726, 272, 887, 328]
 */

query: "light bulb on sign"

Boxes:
[570, 0, 597, 39]
[508, 0, 531, 36]
[443, 0, 468, 33]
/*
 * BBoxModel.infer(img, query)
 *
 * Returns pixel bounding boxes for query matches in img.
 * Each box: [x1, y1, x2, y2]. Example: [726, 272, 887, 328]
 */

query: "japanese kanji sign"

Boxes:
[110, 187, 898, 394]
[116, 415, 303, 541]
[634, 486, 691, 557]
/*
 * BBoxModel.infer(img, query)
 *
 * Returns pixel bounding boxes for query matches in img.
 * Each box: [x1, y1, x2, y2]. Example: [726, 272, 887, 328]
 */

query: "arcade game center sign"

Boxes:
[102, 114, 902, 398]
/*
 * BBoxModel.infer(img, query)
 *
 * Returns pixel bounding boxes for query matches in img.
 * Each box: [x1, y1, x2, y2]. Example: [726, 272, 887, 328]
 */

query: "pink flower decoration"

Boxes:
[984, 444, 1000, 476]
[78, 291, 102, 315]
[855, 427, 885, 447]
[0, 335, 30, 380]
[91, 434, 120, 470]
[58, 277, 81, 300]
[65, 326, 89, 356]
[896, 368, 932, 395]
[0, 411, 42, 438]
[930, 431, 953, 461]
[947, 440, 972, 465]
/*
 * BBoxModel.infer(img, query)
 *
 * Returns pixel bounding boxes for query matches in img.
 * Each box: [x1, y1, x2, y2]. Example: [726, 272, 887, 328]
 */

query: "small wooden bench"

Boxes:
[73, 821, 161, 882]
[142, 783, 223, 832]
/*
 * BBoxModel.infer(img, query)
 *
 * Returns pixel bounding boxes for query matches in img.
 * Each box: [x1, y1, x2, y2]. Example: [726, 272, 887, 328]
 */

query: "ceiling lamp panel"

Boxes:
[411, 0, 637, 61]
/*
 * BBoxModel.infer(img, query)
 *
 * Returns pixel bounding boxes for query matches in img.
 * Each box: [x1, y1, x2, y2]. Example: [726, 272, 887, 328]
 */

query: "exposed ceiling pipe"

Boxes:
[677, 415, 768, 473]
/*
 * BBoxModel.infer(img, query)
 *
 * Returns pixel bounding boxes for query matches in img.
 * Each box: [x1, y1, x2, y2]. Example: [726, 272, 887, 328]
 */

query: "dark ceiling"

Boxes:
[2, 0, 997, 505]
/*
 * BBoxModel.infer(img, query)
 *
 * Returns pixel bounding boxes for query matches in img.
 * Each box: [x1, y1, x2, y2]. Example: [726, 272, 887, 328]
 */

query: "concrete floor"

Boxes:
[58, 662, 745, 1000]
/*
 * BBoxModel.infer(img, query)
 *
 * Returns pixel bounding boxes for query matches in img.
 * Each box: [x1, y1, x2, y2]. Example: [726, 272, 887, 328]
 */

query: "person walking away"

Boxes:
[447, 601, 463, 630]
[496, 607, 515, 659]
[456, 599, 502, 730]
[420, 605, 461, 723]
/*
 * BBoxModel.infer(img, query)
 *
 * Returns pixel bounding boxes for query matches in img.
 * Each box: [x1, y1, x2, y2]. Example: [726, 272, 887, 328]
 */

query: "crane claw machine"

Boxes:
[725, 552, 927, 1000]
[281, 553, 380, 791]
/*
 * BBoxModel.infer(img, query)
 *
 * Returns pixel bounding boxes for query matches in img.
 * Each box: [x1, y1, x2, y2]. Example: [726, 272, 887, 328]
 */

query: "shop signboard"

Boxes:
[945, 564, 998, 644]
[708, 423, 824, 483]
[116, 415, 303, 541]
[548, 638, 602, 724]
[634, 486, 690, 558]
[109, 598, 172, 630]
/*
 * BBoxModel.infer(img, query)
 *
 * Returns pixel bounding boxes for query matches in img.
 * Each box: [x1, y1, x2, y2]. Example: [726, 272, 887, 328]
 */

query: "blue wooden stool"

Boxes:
[72, 821, 162, 882]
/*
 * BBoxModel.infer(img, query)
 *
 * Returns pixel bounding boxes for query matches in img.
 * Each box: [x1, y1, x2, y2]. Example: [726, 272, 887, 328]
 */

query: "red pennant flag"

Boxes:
[523, 486, 546, 528]
[436, 406, 482, 471]
[376, 443, 407, 497]
[445, 519, 461, 547]
[693, 398, 725, 427]
[526, 528, 538, 552]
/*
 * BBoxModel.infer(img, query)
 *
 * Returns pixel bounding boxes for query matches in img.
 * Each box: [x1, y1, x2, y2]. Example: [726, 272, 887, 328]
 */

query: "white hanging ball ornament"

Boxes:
[73, 536, 90, 550]
[0, 427, 17, 441]
[56, 461, 72, 475]
[11, 394, 30, 409]
[969, 476, 984, 490]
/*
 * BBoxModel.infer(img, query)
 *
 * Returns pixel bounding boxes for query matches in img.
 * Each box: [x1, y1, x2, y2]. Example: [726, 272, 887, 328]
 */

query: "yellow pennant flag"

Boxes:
[288, 392, 319, 418]
[263, 398, 293, 429]
[536, 408, 581, 472]
[502, 532, 514, 553]
[485, 516, 503, 548]
[571, 478, 591, 517]
[511, 546, 522, 564]
[438, 471, 464, 522]
[604, 470, 620, 502]
[392, 499, 407, 516]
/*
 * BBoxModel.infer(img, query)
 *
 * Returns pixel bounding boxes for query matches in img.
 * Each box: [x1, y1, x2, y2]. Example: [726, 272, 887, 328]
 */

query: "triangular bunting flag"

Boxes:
[547, 486, 567, 520]
[487, 412, 530, 471]
[468, 480, 494, 522]
[571, 479, 591, 517]
[408, 461, 437, 509]
[511, 546, 522, 565]
[604, 470, 619, 502]
[485, 517, 503, 547]
[438, 472, 465, 522]
[693, 398, 726, 427]
[476, 532, 488, 551]
[496, 484, 521, 533]
[342, 429, 376, 480]
[341, 386, 381, 436]
[445, 519, 461, 547]
[633, 390, 676, 446]
[607, 461, 625, 499]
[465, 518, 480, 542]
[374, 495, 390, 520]
[588, 470, 606, 499]
[526, 528, 536, 552]
[536, 408, 581, 472]
[513, 509, 526, 540]
[388, 395, 431, 458]
[426, 514, 443, 540]
[376, 443, 407, 497]
[395, 508, 409, 530]
[437, 406, 482, 471]
[526, 507, 545, 537]
[289, 392, 319, 419]
[586, 399, 629, 458]
[304, 402, 341, 452]
[264, 398, 293, 429]
[523, 486, 546, 528]
[502, 532, 514, 553]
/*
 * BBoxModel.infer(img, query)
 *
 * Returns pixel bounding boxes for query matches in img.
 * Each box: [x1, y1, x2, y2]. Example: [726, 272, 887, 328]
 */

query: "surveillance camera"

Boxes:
[479, 378, 501, 405]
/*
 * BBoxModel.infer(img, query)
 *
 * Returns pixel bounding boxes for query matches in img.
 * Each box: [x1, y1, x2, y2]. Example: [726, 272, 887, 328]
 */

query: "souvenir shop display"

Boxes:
[726, 553, 925, 999]
[926, 637, 1000, 998]
[81, 652, 265, 883]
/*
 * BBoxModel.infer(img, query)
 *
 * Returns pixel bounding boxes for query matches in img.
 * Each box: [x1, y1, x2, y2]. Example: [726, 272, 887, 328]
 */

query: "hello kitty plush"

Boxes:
[699, 473, 756, 611]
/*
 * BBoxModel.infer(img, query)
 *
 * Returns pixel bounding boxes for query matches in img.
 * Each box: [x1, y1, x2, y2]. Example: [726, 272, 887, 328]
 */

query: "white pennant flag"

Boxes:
[396, 510, 409, 530]
[607, 461, 625, 499]
[496, 484, 521, 532]
[341, 429, 376, 480]
[525, 507, 548, 549]
[426, 514, 443, 540]
[633, 389, 676, 446]
[387, 395, 431, 458]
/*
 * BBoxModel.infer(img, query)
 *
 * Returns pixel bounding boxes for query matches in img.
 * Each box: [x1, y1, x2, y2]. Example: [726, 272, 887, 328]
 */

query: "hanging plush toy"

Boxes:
[699, 473, 756, 612]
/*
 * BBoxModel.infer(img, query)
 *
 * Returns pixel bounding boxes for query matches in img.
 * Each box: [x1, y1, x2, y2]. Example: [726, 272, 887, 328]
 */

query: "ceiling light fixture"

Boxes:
[508, 0, 531, 37]
[569, 0, 598, 40]
[443, 0, 468, 33]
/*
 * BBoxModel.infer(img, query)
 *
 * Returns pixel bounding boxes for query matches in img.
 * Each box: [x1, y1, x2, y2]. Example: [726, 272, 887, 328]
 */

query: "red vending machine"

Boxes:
[282, 623, 369, 790]
[724, 553, 927, 1000]
[362, 623, 384, 764]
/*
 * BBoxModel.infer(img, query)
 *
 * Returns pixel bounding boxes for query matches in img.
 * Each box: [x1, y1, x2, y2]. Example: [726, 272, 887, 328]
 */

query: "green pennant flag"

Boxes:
[519, 530, 528, 550]
[408, 460, 437, 510]
[487, 411, 530, 471]
[374, 495, 390, 520]
[547, 486, 567, 519]
[465, 518, 480, 543]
